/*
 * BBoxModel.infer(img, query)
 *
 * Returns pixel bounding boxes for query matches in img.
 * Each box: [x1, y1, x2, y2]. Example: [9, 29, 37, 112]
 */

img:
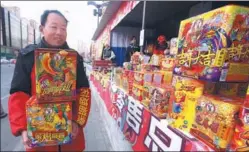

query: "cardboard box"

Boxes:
[175, 5, 249, 82]
[132, 84, 144, 101]
[26, 96, 72, 147]
[170, 38, 178, 56]
[170, 75, 204, 132]
[161, 58, 177, 71]
[218, 82, 248, 98]
[190, 95, 242, 151]
[134, 71, 145, 86]
[229, 105, 249, 151]
[149, 86, 175, 119]
[35, 49, 77, 103]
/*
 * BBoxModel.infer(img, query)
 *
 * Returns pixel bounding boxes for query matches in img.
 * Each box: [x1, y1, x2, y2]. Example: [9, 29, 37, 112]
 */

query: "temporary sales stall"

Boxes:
[90, 1, 249, 151]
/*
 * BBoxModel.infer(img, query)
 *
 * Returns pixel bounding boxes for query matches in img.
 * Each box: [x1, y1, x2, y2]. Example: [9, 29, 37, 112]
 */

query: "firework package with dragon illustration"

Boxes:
[26, 96, 73, 147]
[26, 48, 80, 147]
[35, 49, 77, 103]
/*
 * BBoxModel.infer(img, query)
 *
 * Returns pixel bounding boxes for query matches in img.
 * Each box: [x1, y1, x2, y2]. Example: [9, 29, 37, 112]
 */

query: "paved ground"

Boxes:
[0, 64, 113, 151]
[1, 64, 24, 151]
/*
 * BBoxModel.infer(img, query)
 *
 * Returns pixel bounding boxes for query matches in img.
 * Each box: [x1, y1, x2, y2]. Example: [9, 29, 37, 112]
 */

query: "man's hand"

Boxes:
[21, 130, 31, 149]
[72, 121, 80, 139]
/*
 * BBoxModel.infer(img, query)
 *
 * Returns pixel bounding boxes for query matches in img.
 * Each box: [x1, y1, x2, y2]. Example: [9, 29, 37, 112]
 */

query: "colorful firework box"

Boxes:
[229, 87, 249, 151]
[170, 38, 178, 56]
[171, 128, 214, 151]
[190, 95, 242, 151]
[134, 71, 145, 86]
[170, 75, 204, 132]
[35, 49, 77, 103]
[218, 82, 248, 98]
[150, 54, 164, 66]
[26, 96, 72, 147]
[174, 5, 249, 82]
[229, 105, 249, 151]
[132, 84, 144, 101]
[149, 86, 175, 119]
[161, 58, 177, 71]
[92, 60, 112, 68]
[121, 70, 134, 95]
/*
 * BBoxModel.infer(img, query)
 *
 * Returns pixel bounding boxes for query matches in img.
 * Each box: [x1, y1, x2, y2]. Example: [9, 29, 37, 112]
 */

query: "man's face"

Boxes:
[40, 13, 67, 47]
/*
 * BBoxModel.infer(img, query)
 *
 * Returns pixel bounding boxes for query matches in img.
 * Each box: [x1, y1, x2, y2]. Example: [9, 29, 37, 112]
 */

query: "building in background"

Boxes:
[9, 11, 22, 49]
[21, 18, 29, 48]
[77, 40, 92, 62]
[1, 6, 40, 59]
[4, 6, 20, 18]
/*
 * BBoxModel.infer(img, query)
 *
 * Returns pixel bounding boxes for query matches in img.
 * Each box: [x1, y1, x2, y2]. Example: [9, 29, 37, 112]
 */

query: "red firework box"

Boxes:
[229, 86, 249, 151]
[92, 60, 112, 68]
[190, 95, 243, 151]
[229, 96, 249, 151]
[174, 5, 249, 82]
[35, 49, 77, 103]
[26, 96, 72, 147]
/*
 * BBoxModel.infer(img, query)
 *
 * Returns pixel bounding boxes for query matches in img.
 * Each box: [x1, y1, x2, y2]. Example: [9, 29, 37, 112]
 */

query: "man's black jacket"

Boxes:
[10, 38, 89, 96]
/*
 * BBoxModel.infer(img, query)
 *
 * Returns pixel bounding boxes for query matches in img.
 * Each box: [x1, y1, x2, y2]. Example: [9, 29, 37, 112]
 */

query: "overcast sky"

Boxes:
[1, 1, 99, 50]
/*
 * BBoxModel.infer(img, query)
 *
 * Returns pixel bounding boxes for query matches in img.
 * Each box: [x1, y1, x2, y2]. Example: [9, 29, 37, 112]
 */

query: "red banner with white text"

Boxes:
[90, 76, 213, 151]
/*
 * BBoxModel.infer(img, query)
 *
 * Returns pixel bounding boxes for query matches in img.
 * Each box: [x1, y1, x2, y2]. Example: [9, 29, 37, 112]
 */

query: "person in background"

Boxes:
[125, 36, 140, 62]
[8, 10, 91, 151]
[102, 44, 116, 63]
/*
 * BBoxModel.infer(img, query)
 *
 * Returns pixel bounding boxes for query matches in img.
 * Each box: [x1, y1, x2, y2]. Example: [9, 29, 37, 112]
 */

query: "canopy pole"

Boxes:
[140, 1, 146, 54]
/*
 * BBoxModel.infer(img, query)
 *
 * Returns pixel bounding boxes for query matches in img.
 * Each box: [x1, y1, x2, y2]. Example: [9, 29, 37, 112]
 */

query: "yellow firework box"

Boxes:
[190, 95, 242, 151]
[170, 75, 204, 132]
[175, 5, 249, 82]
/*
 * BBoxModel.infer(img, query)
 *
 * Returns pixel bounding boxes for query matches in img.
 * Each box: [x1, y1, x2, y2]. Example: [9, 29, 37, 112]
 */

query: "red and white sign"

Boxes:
[90, 76, 213, 151]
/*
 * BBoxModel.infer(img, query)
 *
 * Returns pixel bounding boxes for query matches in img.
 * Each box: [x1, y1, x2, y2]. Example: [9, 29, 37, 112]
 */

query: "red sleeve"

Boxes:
[8, 92, 30, 136]
[72, 88, 91, 128]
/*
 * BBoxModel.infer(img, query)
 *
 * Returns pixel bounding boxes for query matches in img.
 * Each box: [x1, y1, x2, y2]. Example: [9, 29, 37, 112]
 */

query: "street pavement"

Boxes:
[0, 64, 113, 151]
[1, 64, 24, 151]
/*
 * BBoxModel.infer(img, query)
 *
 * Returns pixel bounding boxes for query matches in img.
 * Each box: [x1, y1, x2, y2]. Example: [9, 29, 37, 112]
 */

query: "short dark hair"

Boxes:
[40, 10, 68, 26]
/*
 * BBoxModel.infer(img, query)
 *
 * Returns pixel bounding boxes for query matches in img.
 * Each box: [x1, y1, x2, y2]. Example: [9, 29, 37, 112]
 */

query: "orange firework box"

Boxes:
[35, 48, 77, 103]
[190, 95, 243, 151]
[26, 96, 72, 147]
